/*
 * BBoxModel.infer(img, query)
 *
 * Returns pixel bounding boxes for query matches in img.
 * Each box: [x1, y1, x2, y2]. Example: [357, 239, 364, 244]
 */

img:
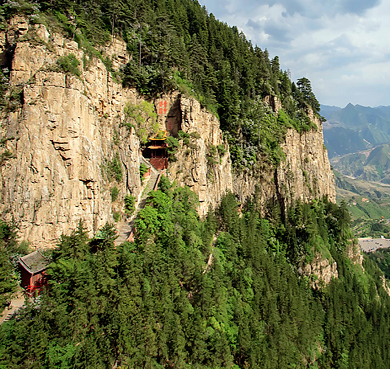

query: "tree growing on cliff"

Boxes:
[123, 101, 158, 144]
[0, 221, 27, 312]
[296, 77, 321, 114]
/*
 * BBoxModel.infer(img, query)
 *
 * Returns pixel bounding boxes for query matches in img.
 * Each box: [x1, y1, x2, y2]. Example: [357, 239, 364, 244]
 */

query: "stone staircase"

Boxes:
[0, 292, 25, 325]
[116, 165, 160, 244]
[1, 309, 17, 324]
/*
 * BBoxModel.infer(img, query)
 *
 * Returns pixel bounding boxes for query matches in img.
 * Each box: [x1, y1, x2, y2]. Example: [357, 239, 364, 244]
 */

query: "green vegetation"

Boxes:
[353, 219, 390, 239]
[165, 136, 180, 161]
[124, 194, 135, 215]
[217, 144, 226, 157]
[139, 163, 149, 181]
[123, 101, 158, 144]
[367, 248, 390, 279]
[1, 188, 390, 367]
[113, 211, 121, 222]
[110, 186, 119, 202]
[106, 152, 123, 182]
[56, 54, 81, 77]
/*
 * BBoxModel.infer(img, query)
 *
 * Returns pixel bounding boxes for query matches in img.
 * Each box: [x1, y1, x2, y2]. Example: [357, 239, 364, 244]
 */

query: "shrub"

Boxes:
[57, 54, 81, 77]
[190, 132, 201, 139]
[123, 101, 158, 144]
[158, 175, 171, 193]
[124, 195, 136, 215]
[217, 144, 226, 156]
[111, 186, 119, 202]
[178, 130, 190, 139]
[209, 145, 217, 157]
[166, 136, 180, 161]
[113, 211, 121, 222]
[107, 153, 123, 182]
[139, 163, 149, 180]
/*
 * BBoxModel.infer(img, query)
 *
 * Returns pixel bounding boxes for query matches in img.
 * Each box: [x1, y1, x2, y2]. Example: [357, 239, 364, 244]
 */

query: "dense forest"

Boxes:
[2, 1, 390, 368]
[1, 180, 390, 368]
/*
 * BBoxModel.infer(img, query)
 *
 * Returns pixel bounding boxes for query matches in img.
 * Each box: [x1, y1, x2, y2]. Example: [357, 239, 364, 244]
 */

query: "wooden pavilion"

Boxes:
[149, 130, 169, 170]
[19, 250, 50, 295]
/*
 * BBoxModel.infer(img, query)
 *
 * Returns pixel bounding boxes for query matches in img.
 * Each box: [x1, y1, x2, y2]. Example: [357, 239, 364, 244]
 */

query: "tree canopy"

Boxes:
[1, 184, 390, 368]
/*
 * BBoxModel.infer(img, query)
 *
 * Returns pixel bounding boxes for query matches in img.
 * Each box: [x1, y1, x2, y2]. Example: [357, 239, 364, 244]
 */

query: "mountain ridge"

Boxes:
[321, 103, 390, 158]
[1, 3, 390, 369]
[0, 14, 335, 248]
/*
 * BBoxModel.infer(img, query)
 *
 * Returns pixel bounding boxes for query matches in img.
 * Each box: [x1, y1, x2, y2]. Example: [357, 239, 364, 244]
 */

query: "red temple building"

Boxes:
[149, 130, 169, 170]
[19, 250, 50, 295]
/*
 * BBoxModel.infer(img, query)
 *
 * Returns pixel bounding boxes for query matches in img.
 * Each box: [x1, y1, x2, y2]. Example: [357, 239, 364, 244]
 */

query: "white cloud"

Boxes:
[198, 0, 390, 107]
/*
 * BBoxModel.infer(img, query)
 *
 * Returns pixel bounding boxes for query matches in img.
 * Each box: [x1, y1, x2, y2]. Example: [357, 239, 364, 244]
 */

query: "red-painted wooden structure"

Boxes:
[19, 250, 50, 295]
[143, 166, 151, 178]
[149, 130, 168, 170]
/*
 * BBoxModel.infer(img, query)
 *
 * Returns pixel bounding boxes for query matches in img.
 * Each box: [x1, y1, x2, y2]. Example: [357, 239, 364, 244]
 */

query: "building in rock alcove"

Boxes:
[149, 130, 169, 170]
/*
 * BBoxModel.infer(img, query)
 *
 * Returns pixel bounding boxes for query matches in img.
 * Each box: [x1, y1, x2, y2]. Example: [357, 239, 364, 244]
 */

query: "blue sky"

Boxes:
[197, 0, 390, 108]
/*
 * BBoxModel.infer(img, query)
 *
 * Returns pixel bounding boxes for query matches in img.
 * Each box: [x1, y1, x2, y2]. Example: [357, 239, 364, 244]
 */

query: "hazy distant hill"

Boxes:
[332, 143, 390, 183]
[334, 170, 390, 215]
[322, 103, 390, 158]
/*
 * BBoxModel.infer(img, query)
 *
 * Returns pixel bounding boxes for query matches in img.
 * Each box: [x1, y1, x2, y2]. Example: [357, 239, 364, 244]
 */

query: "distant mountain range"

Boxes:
[321, 103, 390, 158]
[332, 144, 390, 184]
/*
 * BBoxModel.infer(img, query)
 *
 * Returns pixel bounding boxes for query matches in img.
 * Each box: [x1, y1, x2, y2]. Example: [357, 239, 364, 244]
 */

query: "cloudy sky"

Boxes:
[197, 0, 390, 108]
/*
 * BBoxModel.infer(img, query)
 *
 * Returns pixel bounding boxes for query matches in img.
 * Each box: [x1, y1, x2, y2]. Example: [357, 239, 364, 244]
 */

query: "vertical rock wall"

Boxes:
[0, 19, 141, 248]
[233, 103, 336, 209]
[277, 115, 336, 204]
[167, 96, 233, 216]
[0, 17, 335, 248]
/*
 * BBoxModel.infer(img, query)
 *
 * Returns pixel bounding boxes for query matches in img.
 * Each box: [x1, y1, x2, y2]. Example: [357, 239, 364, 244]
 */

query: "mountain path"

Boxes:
[116, 164, 160, 244]
[0, 290, 25, 325]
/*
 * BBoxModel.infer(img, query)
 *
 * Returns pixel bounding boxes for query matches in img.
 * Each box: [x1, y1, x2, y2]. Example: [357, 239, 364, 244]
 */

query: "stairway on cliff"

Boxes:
[0, 290, 25, 325]
[116, 163, 160, 244]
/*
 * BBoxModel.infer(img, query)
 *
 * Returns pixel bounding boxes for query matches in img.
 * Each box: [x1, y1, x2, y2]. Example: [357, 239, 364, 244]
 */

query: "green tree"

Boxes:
[296, 77, 320, 114]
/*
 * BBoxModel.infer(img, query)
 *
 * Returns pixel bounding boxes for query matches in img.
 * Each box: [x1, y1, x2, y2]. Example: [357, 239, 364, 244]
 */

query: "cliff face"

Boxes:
[0, 17, 335, 249]
[234, 104, 336, 210]
[0, 18, 142, 247]
[277, 115, 336, 204]
[167, 96, 233, 216]
[299, 253, 338, 289]
[0, 18, 233, 246]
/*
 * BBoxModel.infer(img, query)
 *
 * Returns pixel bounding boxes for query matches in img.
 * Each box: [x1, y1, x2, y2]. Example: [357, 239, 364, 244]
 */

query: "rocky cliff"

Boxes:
[234, 101, 336, 211]
[0, 17, 335, 249]
[0, 17, 144, 248]
[167, 95, 233, 216]
[0, 17, 233, 247]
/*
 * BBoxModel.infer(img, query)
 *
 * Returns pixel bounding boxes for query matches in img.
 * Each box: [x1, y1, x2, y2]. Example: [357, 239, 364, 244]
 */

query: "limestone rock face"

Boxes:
[300, 253, 338, 289]
[277, 116, 336, 204]
[0, 20, 141, 248]
[0, 18, 233, 246]
[346, 241, 364, 269]
[234, 107, 336, 208]
[167, 96, 233, 216]
[0, 17, 335, 248]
